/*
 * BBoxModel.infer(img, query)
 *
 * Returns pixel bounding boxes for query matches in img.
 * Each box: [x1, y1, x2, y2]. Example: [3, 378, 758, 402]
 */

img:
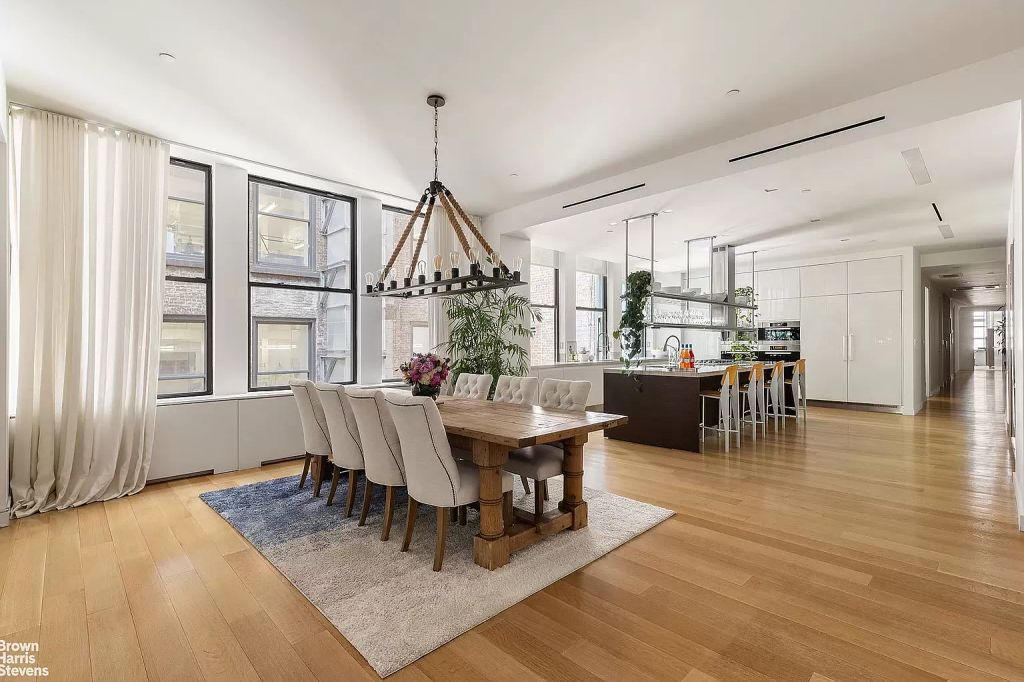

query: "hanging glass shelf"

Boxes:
[625, 290, 757, 310]
[648, 323, 757, 332]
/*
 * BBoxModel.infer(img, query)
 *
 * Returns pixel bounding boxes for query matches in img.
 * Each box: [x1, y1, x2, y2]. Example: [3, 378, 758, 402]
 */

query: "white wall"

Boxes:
[924, 285, 946, 396]
[1, 58, 9, 526]
[1008, 109, 1024, 531]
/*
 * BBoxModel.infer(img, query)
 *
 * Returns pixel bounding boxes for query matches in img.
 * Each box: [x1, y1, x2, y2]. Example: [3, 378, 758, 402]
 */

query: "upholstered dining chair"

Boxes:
[491, 375, 540, 493]
[451, 373, 494, 400]
[289, 380, 332, 497]
[385, 392, 514, 571]
[502, 379, 591, 520]
[346, 388, 407, 540]
[313, 383, 365, 514]
[492, 375, 539, 406]
[538, 378, 591, 411]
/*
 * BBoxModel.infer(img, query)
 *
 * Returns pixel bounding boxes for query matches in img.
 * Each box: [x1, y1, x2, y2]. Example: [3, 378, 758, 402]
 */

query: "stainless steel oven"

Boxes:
[756, 321, 800, 360]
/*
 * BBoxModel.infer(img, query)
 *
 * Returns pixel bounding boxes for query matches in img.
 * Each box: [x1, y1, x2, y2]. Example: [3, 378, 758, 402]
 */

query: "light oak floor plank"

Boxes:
[0, 370, 1021, 680]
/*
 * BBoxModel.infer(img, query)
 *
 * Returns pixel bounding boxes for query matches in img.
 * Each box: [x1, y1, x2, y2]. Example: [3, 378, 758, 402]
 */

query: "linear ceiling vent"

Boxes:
[728, 115, 885, 163]
[901, 148, 932, 185]
[562, 183, 646, 209]
[938, 273, 960, 279]
[937, 224, 954, 239]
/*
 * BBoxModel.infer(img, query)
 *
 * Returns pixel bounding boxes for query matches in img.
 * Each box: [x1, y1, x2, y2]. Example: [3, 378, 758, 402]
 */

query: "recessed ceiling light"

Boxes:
[764, 188, 779, 193]
[609, 222, 618, 226]
[662, 209, 673, 213]
[509, 172, 519, 177]
[839, 238, 850, 242]
[158, 52, 176, 63]
[809, 218, 822, 223]
[801, 188, 812, 193]
[726, 89, 741, 96]
[606, 229, 614, 233]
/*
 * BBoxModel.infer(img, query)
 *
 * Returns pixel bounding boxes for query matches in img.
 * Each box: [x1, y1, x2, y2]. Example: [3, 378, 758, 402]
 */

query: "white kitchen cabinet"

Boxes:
[847, 291, 902, 405]
[754, 268, 800, 300]
[800, 262, 848, 297]
[754, 297, 800, 324]
[848, 256, 901, 293]
[800, 295, 849, 401]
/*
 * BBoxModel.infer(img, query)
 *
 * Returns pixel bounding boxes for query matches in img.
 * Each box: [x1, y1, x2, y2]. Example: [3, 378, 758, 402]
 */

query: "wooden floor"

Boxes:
[2, 370, 1023, 681]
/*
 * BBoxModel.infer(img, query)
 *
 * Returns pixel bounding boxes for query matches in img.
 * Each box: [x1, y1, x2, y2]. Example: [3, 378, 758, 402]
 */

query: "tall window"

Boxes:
[248, 177, 356, 390]
[382, 206, 429, 380]
[530, 264, 558, 365]
[159, 159, 212, 397]
[576, 271, 607, 359]
[973, 310, 988, 351]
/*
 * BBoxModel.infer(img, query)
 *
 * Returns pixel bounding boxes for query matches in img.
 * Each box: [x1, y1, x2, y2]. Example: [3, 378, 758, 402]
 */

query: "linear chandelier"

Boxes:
[363, 94, 526, 299]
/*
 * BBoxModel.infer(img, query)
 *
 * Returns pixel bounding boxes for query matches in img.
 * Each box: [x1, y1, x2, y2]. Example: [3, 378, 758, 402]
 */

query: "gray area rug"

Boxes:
[201, 474, 673, 677]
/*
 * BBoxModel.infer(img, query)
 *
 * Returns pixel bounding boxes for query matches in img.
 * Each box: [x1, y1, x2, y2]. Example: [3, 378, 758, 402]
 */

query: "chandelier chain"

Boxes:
[433, 105, 439, 182]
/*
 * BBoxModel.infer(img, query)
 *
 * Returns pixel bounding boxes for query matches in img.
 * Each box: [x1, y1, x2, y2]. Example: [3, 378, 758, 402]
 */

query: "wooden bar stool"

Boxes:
[765, 361, 786, 431]
[739, 362, 767, 440]
[700, 364, 740, 451]
[783, 358, 808, 423]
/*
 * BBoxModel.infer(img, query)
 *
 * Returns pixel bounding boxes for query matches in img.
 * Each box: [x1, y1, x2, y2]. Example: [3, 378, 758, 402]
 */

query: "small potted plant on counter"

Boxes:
[399, 352, 452, 400]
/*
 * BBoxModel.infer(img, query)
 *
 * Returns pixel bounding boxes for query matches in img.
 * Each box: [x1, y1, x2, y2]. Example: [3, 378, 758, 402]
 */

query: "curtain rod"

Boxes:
[8, 101, 420, 205]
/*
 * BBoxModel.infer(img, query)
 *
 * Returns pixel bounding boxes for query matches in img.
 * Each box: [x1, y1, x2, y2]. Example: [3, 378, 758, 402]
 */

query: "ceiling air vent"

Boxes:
[562, 183, 646, 210]
[728, 115, 885, 163]
[938, 273, 960, 279]
[937, 224, 954, 240]
[901, 148, 932, 185]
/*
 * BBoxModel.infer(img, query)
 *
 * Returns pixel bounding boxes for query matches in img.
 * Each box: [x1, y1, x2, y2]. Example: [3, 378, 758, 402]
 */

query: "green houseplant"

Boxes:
[728, 285, 757, 361]
[441, 289, 539, 397]
[613, 270, 653, 370]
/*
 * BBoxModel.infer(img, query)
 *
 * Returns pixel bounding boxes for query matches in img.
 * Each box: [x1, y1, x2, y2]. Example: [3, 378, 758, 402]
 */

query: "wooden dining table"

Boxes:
[435, 398, 628, 570]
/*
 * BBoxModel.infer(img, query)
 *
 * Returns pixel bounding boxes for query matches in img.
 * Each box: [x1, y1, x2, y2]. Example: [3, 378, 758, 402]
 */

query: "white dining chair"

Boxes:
[504, 378, 591, 519]
[346, 388, 407, 539]
[492, 375, 540, 494]
[738, 362, 767, 440]
[492, 375, 539, 406]
[766, 360, 787, 431]
[538, 378, 591, 411]
[783, 359, 808, 423]
[313, 383, 365, 513]
[385, 392, 514, 571]
[451, 373, 494, 400]
[289, 380, 333, 497]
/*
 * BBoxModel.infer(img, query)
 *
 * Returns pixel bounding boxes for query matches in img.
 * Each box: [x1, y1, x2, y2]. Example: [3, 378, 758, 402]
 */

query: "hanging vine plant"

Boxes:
[613, 270, 653, 370]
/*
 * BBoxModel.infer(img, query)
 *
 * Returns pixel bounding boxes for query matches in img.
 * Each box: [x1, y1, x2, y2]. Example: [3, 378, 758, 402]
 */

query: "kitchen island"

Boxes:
[603, 363, 796, 452]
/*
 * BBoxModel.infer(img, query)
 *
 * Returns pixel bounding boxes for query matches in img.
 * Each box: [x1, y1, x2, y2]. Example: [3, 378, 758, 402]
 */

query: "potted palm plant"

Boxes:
[441, 289, 539, 397]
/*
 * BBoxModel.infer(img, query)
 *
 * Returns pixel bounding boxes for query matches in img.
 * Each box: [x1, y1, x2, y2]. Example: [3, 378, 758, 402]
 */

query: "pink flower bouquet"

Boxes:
[399, 353, 452, 399]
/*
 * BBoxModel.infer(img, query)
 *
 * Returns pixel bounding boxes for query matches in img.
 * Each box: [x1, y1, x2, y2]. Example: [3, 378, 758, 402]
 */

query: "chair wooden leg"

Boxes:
[535, 480, 545, 521]
[541, 479, 549, 501]
[344, 470, 358, 518]
[298, 454, 312, 489]
[457, 505, 467, 526]
[358, 479, 375, 526]
[401, 498, 419, 551]
[502, 491, 513, 528]
[326, 466, 341, 506]
[313, 457, 326, 497]
[381, 486, 396, 541]
[520, 475, 531, 495]
[434, 506, 448, 572]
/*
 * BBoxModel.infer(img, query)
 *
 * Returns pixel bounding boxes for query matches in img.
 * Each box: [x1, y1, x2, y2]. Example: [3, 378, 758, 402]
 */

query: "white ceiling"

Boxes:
[923, 262, 1006, 307]
[3, 1, 1024, 215]
[522, 102, 1020, 268]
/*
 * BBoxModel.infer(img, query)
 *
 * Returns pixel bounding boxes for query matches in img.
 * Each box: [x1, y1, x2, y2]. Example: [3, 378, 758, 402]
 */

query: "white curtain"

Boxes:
[9, 108, 168, 516]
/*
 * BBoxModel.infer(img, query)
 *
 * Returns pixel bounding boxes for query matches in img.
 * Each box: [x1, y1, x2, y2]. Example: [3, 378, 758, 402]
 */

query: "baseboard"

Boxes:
[146, 469, 215, 485]
[0, 508, 8, 528]
[806, 400, 901, 414]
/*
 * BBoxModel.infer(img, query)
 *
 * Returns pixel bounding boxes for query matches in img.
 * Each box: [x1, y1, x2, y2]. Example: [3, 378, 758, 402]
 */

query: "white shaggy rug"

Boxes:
[202, 475, 672, 677]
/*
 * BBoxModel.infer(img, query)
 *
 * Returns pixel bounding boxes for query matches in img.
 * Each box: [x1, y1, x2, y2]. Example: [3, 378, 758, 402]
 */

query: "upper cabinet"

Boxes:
[754, 268, 800, 300]
[848, 256, 902, 293]
[800, 262, 848, 297]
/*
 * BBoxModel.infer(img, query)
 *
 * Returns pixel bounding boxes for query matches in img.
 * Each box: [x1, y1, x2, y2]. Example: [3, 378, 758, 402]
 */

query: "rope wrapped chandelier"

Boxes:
[363, 94, 526, 299]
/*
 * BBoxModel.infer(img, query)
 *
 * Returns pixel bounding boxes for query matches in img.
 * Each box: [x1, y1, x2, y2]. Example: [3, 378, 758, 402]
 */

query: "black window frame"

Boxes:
[530, 264, 560, 363]
[247, 175, 358, 392]
[251, 316, 315, 388]
[159, 158, 213, 399]
[575, 272, 608, 356]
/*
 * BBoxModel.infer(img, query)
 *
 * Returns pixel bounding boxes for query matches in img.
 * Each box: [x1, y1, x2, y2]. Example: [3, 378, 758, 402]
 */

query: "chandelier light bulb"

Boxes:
[449, 251, 459, 268]
[364, 272, 374, 286]
[433, 254, 443, 271]
[417, 260, 426, 275]
[513, 256, 524, 272]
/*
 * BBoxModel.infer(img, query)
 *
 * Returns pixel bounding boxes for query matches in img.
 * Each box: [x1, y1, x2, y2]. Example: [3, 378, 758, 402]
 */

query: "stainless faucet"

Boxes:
[663, 335, 681, 354]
